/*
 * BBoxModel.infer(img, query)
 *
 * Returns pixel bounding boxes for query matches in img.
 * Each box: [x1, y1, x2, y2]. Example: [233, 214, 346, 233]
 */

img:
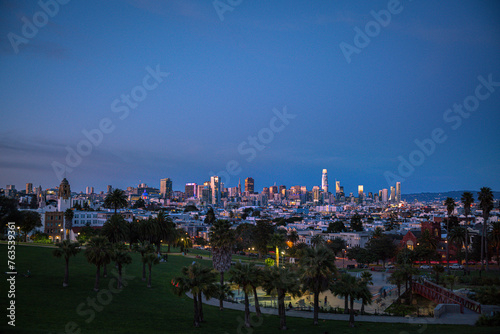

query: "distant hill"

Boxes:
[401, 190, 499, 203]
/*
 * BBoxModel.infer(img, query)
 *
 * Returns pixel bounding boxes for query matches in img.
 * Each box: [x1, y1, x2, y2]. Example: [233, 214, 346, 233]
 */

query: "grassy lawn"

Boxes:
[1, 244, 498, 334]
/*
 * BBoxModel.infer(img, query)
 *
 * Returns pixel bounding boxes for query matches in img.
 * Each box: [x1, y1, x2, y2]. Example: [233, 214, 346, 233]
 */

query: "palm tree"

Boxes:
[101, 214, 129, 244]
[104, 189, 128, 215]
[142, 251, 159, 288]
[461, 191, 474, 271]
[478, 187, 494, 271]
[64, 209, 74, 241]
[419, 228, 438, 251]
[334, 273, 358, 327]
[331, 273, 351, 314]
[372, 227, 384, 239]
[112, 243, 132, 288]
[152, 210, 175, 253]
[360, 271, 373, 314]
[173, 263, 217, 328]
[299, 246, 337, 325]
[310, 234, 325, 249]
[270, 233, 286, 267]
[287, 230, 299, 245]
[445, 275, 458, 291]
[444, 197, 456, 272]
[84, 236, 112, 291]
[261, 266, 301, 330]
[433, 264, 444, 285]
[389, 269, 406, 302]
[134, 241, 155, 281]
[248, 265, 263, 317]
[448, 227, 466, 264]
[488, 222, 500, 269]
[209, 219, 235, 310]
[53, 240, 80, 287]
[229, 262, 255, 328]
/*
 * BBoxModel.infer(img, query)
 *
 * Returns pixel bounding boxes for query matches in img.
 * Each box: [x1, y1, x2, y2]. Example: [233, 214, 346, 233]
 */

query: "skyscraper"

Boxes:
[390, 186, 396, 203]
[26, 183, 33, 194]
[358, 185, 364, 201]
[335, 181, 340, 194]
[107, 185, 113, 194]
[321, 169, 328, 193]
[86, 186, 94, 195]
[245, 177, 254, 193]
[185, 183, 197, 198]
[382, 188, 388, 202]
[160, 178, 172, 199]
[211, 176, 221, 206]
[396, 182, 401, 203]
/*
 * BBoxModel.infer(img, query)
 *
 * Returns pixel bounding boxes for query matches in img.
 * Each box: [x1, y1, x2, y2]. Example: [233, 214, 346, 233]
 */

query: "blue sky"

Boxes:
[0, 0, 499, 195]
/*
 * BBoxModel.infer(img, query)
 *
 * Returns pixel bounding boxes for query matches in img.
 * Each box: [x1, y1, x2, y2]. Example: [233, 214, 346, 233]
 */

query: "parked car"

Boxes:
[419, 265, 431, 270]
[449, 264, 463, 269]
[386, 265, 395, 269]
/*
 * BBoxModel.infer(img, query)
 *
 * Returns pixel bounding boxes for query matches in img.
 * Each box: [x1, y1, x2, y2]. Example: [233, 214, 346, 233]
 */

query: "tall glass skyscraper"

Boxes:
[321, 169, 328, 193]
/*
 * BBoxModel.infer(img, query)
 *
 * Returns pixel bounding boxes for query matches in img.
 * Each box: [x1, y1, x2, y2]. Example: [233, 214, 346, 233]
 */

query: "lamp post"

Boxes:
[342, 249, 346, 268]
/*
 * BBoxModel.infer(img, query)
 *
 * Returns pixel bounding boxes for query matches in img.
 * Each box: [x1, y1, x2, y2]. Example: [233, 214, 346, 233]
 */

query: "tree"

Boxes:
[270, 233, 286, 266]
[19, 211, 42, 242]
[478, 187, 494, 271]
[488, 222, 500, 269]
[384, 212, 400, 231]
[133, 240, 155, 281]
[248, 265, 264, 317]
[184, 204, 199, 212]
[142, 251, 159, 288]
[372, 227, 384, 239]
[287, 230, 299, 245]
[229, 262, 255, 328]
[350, 214, 363, 232]
[234, 223, 255, 251]
[461, 191, 474, 271]
[444, 197, 456, 272]
[104, 189, 128, 214]
[389, 269, 406, 301]
[253, 220, 274, 258]
[112, 243, 132, 288]
[448, 226, 466, 264]
[209, 219, 235, 310]
[326, 237, 346, 256]
[433, 264, 445, 285]
[359, 271, 373, 314]
[101, 214, 129, 244]
[300, 246, 337, 325]
[327, 221, 346, 233]
[419, 228, 438, 250]
[64, 209, 74, 241]
[53, 240, 80, 287]
[445, 275, 458, 291]
[366, 234, 396, 267]
[261, 266, 301, 330]
[173, 263, 217, 327]
[331, 273, 351, 314]
[346, 246, 377, 265]
[0, 197, 21, 235]
[84, 236, 112, 291]
[204, 207, 216, 225]
[77, 223, 97, 244]
[310, 234, 325, 248]
[396, 247, 415, 266]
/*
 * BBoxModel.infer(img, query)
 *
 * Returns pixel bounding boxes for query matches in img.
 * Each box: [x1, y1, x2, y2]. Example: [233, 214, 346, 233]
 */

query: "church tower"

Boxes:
[57, 178, 72, 211]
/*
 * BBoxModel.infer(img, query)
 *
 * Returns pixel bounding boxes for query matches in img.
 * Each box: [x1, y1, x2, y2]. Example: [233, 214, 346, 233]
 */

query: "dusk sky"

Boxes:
[1, 0, 499, 195]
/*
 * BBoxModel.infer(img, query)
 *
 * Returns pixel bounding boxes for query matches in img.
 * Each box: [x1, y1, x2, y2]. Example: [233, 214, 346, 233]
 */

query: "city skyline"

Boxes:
[1, 1, 499, 194]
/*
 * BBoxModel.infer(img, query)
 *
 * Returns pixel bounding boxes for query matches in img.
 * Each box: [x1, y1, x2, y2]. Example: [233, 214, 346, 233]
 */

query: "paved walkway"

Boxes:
[188, 293, 481, 326]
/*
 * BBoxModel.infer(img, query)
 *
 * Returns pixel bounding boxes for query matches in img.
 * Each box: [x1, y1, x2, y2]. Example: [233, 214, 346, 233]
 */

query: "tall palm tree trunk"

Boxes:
[313, 291, 319, 325]
[361, 299, 365, 314]
[197, 292, 204, 322]
[219, 272, 224, 310]
[485, 236, 489, 271]
[142, 257, 146, 281]
[278, 290, 287, 330]
[117, 264, 123, 289]
[94, 265, 101, 292]
[344, 295, 349, 314]
[465, 227, 469, 272]
[253, 286, 261, 316]
[481, 223, 486, 271]
[349, 296, 355, 327]
[147, 264, 152, 288]
[193, 295, 200, 327]
[63, 258, 69, 287]
[244, 292, 250, 328]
